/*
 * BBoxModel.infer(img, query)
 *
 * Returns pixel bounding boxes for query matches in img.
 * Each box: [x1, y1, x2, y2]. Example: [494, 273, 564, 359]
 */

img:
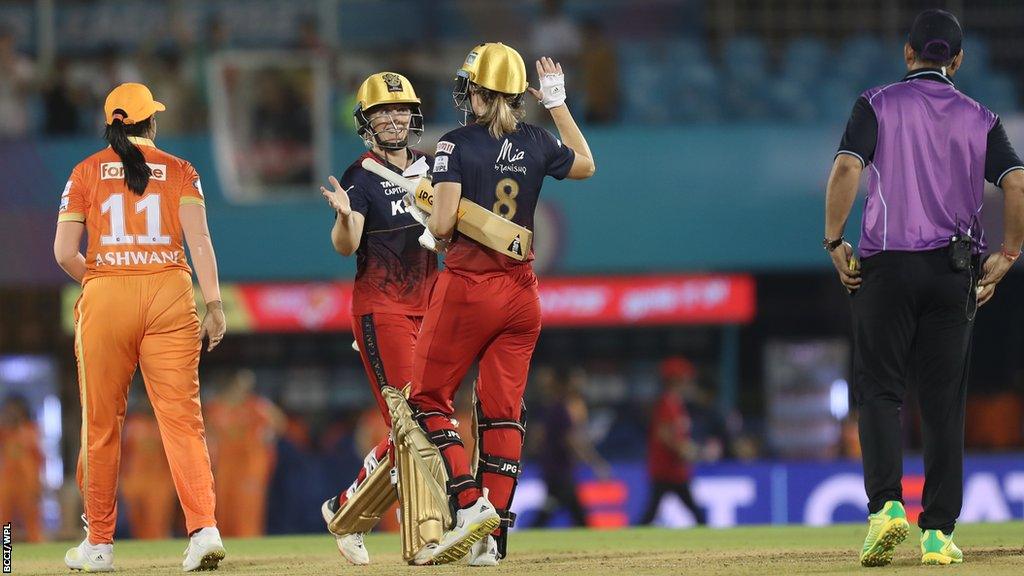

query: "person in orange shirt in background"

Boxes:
[120, 398, 176, 539]
[206, 369, 285, 538]
[53, 82, 227, 572]
[0, 395, 44, 542]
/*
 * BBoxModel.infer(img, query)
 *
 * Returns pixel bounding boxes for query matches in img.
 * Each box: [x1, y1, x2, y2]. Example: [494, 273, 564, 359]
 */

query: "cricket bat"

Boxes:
[361, 158, 533, 261]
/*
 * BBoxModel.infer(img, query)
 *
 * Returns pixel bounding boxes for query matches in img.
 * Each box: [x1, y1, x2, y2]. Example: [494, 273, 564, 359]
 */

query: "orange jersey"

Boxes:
[206, 397, 275, 465]
[57, 137, 205, 283]
[0, 422, 43, 490]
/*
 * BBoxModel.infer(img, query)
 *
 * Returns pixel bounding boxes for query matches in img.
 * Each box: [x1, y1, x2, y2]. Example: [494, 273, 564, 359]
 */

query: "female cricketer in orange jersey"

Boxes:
[53, 83, 227, 573]
[408, 44, 595, 565]
[318, 72, 437, 565]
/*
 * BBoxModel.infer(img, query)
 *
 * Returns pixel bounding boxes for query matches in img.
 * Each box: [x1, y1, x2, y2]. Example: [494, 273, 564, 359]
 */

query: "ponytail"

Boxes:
[473, 87, 524, 139]
[104, 112, 152, 196]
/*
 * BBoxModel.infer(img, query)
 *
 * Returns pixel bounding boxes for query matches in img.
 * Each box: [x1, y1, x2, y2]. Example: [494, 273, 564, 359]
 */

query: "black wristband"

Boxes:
[823, 237, 845, 252]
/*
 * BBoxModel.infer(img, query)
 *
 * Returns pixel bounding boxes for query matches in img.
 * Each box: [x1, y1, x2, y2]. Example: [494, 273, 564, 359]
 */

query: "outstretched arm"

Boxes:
[528, 57, 595, 180]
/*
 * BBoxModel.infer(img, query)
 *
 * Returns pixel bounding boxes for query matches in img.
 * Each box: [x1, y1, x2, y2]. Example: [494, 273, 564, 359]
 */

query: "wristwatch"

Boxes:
[823, 236, 845, 252]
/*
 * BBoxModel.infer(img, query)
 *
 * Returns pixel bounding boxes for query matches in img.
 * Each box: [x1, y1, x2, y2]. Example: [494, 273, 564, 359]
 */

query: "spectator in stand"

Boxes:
[42, 56, 83, 134]
[530, 0, 582, 69]
[0, 25, 35, 138]
[580, 18, 619, 124]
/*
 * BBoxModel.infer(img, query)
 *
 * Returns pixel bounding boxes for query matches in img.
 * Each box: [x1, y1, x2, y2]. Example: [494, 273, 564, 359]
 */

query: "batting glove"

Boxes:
[537, 72, 566, 109]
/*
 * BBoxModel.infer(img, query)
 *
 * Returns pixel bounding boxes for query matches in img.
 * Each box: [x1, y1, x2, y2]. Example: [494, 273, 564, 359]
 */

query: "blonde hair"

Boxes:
[472, 86, 525, 139]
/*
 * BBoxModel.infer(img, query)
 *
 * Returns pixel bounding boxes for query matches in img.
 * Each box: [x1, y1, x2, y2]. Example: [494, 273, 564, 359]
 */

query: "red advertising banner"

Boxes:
[537, 275, 755, 326]
[62, 274, 756, 334]
[231, 274, 755, 332]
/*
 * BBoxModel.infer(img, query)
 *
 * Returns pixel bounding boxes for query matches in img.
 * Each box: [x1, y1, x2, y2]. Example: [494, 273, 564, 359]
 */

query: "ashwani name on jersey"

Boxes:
[95, 250, 183, 267]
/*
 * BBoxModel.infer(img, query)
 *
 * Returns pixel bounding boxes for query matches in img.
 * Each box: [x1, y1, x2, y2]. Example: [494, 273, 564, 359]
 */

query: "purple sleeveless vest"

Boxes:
[860, 71, 998, 257]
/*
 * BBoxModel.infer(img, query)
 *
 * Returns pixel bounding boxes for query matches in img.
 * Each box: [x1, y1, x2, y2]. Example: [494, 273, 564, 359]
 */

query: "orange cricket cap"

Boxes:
[104, 83, 165, 125]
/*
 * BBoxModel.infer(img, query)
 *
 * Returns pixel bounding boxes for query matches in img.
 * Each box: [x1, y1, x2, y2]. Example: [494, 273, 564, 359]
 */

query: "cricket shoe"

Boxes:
[182, 527, 226, 572]
[920, 529, 963, 565]
[65, 538, 115, 572]
[321, 496, 369, 565]
[859, 500, 910, 567]
[428, 496, 501, 565]
[468, 535, 500, 567]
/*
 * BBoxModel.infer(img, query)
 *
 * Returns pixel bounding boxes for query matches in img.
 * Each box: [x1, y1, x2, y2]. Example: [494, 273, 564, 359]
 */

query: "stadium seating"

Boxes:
[618, 35, 1019, 124]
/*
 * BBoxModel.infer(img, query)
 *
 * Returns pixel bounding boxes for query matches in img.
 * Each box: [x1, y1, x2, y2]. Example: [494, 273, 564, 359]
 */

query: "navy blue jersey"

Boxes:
[431, 122, 574, 275]
[339, 150, 438, 315]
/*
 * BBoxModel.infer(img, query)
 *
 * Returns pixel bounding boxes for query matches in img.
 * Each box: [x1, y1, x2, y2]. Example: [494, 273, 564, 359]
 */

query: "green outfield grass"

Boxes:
[9, 523, 1024, 575]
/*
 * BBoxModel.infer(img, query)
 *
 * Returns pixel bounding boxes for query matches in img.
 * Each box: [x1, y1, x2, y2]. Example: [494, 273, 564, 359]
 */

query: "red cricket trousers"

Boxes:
[337, 312, 422, 506]
[409, 268, 541, 517]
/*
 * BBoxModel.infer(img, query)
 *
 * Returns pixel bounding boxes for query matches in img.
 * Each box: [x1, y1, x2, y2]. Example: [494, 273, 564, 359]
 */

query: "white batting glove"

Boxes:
[537, 72, 566, 109]
[404, 192, 448, 254]
[529, 57, 567, 109]
[404, 192, 429, 227]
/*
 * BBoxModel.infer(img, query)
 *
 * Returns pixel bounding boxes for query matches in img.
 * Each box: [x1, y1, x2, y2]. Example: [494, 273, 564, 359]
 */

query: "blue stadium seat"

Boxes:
[836, 35, 885, 87]
[768, 78, 816, 123]
[670, 60, 723, 122]
[971, 73, 1019, 115]
[961, 38, 990, 67]
[621, 62, 672, 123]
[665, 38, 707, 65]
[723, 36, 768, 82]
[816, 78, 860, 124]
[782, 37, 828, 84]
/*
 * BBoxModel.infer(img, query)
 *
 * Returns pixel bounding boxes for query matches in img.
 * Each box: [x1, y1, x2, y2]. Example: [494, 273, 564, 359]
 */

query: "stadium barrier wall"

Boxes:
[512, 455, 1024, 528]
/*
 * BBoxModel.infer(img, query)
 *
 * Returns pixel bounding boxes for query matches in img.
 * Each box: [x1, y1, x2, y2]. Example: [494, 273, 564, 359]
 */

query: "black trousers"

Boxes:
[851, 248, 975, 534]
[640, 480, 707, 525]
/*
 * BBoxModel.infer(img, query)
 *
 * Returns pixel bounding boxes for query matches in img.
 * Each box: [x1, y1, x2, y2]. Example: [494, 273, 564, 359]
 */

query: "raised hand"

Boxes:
[321, 175, 352, 217]
[527, 57, 566, 109]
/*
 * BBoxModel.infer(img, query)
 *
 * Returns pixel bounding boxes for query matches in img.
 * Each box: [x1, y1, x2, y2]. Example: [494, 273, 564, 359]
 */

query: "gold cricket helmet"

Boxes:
[353, 72, 424, 150]
[453, 43, 527, 113]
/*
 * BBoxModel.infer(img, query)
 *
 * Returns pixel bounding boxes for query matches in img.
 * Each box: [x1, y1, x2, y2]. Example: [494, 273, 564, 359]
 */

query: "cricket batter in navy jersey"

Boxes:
[404, 44, 596, 566]
[317, 72, 437, 566]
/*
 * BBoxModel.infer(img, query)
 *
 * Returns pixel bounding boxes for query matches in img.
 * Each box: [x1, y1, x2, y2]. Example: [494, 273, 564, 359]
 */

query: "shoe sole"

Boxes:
[921, 552, 962, 565]
[430, 516, 501, 565]
[860, 519, 909, 567]
[187, 549, 226, 572]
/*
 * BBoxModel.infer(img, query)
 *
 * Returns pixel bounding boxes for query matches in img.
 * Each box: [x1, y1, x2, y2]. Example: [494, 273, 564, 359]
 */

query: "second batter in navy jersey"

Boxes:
[339, 150, 438, 315]
[432, 122, 575, 275]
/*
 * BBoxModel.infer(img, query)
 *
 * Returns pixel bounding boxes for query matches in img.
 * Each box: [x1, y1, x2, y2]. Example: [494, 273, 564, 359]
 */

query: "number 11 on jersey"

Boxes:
[100, 193, 170, 246]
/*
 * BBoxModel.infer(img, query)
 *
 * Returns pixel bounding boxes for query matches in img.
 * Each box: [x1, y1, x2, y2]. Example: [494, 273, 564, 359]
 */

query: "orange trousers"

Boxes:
[73, 269, 216, 544]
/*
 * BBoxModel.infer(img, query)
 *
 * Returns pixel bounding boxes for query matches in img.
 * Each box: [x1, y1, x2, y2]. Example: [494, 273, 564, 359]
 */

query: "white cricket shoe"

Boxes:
[65, 538, 115, 572]
[468, 535, 500, 567]
[428, 496, 501, 565]
[321, 496, 370, 565]
[182, 527, 226, 572]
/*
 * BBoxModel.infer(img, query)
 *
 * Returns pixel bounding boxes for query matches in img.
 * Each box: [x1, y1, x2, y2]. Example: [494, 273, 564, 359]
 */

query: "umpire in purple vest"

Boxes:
[824, 9, 1024, 567]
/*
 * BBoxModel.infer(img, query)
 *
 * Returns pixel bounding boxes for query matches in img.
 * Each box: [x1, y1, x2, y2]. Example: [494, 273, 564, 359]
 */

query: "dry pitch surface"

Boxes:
[10, 523, 1024, 575]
